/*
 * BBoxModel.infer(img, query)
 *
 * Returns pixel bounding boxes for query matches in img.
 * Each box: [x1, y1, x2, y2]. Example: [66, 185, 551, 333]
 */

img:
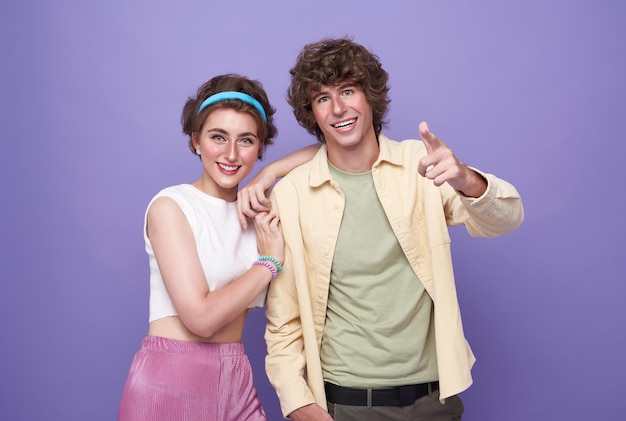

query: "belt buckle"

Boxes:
[398, 385, 416, 406]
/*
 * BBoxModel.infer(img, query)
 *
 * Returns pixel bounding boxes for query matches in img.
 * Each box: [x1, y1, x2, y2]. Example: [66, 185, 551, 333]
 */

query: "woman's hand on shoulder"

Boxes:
[237, 167, 278, 229]
[238, 144, 320, 229]
[253, 212, 284, 267]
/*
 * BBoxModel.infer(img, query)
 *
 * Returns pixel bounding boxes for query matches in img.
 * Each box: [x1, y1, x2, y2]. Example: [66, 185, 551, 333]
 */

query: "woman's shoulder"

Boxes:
[153, 183, 194, 199]
[145, 184, 195, 214]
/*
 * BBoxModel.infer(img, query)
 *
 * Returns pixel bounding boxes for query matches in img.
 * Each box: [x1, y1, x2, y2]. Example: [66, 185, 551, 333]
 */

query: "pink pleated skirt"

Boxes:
[118, 336, 267, 421]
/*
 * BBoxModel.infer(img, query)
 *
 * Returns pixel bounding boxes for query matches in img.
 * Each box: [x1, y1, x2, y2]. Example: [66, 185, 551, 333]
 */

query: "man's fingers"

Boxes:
[237, 184, 274, 229]
[418, 121, 453, 179]
[419, 121, 444, 154]
[252, 185, 272, 209]
[237, 190, 250, 229]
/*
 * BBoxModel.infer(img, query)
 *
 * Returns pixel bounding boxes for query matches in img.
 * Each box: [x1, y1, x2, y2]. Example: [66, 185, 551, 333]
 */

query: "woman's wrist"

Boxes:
[253, 260, 277, 280]
[258, 255, 282, 272]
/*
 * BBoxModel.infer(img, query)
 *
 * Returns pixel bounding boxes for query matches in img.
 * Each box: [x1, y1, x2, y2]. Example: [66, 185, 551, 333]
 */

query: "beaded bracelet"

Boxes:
[253, 260, 277, 280]
[258, 256, 283, 272]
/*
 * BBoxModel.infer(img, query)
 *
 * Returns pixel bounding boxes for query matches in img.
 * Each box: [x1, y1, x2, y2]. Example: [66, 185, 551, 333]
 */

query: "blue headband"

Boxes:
[197, 91, 267, 122]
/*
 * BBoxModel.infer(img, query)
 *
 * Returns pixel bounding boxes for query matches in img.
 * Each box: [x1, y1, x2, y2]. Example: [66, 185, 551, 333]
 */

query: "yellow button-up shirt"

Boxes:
[265, 134, 524, 417]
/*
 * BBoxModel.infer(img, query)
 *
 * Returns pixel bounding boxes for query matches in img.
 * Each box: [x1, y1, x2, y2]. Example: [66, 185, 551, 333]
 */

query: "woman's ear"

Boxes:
[191, 131, 200, 149]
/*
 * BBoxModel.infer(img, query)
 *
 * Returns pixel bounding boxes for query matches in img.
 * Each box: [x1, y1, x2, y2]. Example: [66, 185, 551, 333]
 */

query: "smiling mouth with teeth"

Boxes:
[332, 118, 356, 128]
[218, 163, 239, 172]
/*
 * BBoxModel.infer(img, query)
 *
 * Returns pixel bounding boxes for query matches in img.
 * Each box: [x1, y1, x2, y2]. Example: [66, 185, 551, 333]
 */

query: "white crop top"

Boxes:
[145, 184, 265, 322]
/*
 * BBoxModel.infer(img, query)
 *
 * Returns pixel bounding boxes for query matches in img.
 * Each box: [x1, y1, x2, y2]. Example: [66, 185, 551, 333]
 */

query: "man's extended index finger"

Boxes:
[419, 121, 443, 153]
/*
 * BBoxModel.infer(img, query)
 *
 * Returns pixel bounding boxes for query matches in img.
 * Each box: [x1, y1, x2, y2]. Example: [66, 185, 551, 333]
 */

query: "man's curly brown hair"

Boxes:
[286, 37, 391, 143]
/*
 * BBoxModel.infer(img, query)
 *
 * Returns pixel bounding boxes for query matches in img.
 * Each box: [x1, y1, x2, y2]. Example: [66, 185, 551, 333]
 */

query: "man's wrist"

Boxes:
[458, 169, 488, 198]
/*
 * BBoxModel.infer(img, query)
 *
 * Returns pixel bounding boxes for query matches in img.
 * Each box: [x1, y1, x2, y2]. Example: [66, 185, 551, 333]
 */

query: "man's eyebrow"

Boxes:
[311, 89, 328, 101]
[311, 82, 357, 101]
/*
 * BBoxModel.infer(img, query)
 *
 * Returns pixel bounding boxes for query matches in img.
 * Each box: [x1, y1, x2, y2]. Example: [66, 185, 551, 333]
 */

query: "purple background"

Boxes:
[2, 1, 625, 420]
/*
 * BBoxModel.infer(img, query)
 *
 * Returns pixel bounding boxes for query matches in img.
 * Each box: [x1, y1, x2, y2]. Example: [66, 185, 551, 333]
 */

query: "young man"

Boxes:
[263, 38, 524, 421]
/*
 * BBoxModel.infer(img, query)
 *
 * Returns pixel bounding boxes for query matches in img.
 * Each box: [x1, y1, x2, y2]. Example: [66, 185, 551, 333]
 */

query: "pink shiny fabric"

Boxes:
[119, 336, 267, 421]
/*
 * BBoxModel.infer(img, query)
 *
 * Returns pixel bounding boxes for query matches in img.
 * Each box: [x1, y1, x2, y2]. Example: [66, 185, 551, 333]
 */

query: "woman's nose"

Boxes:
[224, 141, 238, 161]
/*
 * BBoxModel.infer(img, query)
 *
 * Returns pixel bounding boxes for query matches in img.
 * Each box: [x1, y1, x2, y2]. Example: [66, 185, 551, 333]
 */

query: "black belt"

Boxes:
[324, 381, 439, 407]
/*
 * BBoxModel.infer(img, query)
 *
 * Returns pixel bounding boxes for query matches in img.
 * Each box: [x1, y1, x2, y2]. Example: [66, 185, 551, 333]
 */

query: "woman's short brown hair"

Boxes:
[181, 74, 277, 159]
[287, 37, 390, 143]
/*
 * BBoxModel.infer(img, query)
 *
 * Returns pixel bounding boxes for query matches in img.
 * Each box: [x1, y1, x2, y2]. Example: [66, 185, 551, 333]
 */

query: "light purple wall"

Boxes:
[2, 1, 624, 420]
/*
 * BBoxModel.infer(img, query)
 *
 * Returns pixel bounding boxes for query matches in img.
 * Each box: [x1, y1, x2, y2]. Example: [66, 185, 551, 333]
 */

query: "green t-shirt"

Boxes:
[320, 164, 438, 387]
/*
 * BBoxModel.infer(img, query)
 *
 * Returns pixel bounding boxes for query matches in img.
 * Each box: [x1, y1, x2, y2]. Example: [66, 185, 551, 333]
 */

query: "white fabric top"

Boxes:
[145, 184, 265, 322]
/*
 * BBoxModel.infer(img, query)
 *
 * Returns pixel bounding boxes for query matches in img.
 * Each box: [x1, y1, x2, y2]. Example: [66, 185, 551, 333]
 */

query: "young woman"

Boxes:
[119, 74, 316, 420]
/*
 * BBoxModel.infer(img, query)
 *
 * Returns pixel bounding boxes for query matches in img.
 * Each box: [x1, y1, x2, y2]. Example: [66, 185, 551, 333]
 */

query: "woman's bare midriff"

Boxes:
[148, 311, 248, 343]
